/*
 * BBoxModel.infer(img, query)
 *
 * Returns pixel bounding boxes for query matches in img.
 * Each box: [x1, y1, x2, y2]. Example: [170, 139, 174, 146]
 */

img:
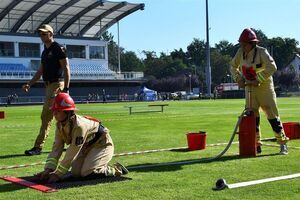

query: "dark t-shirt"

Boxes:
[41, 41, 67, 81]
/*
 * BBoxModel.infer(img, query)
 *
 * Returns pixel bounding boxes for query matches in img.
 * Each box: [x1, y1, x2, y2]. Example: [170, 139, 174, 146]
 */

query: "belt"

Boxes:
[44, 79, 63, 86]
[87, 124, 105, 146]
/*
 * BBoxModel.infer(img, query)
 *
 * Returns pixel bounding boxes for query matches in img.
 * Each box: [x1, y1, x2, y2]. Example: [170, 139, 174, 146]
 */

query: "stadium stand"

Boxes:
[0, 63, 35, 79]
[0, 63, 28, 71]
[69, 60, 116, 79]
[0, 0, 145, 104]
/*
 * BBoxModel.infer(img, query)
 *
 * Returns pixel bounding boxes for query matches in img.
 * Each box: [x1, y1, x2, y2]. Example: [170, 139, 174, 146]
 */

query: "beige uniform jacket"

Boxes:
[45, 114, 112, 177]
[230, 45, 280, 119]
[230, 45, 276, 86]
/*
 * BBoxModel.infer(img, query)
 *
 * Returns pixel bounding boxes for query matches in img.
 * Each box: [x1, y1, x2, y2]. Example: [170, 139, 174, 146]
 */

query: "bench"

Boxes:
[126, 104, 169, 115]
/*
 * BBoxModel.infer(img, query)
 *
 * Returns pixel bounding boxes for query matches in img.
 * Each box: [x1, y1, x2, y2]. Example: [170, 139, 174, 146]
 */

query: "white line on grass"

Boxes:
[1, 141, 299, 170]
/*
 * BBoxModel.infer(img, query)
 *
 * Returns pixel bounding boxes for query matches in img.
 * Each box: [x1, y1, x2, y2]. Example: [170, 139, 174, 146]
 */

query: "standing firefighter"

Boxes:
[23, 24, 70, 156]
[36, 93, 128, 183]
[230, 28, 289, 155]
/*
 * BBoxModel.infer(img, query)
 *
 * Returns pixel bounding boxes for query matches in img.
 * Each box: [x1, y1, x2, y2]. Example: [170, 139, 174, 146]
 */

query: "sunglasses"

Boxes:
[39, 32, 49, 36]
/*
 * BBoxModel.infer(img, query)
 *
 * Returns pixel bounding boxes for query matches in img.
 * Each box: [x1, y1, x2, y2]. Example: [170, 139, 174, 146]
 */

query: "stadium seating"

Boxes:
[0, 63, 35, 79]
[69, 61, 116, 79]
[0, 62, 120, 80]
[0, 63, 29, 71]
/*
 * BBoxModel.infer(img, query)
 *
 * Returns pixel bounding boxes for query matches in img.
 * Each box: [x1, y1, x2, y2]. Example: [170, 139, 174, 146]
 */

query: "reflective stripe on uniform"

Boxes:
[274, 131, 289, 144]
[106, 166, 115, 176]
[233, 74, 239, 82]
[57, 164, 69, 174]
[256, 72, 266, 83]
[45, 158, 58, 169]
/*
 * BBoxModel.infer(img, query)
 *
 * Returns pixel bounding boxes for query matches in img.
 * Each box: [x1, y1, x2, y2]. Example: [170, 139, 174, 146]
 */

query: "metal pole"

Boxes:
[205, 0, 211, 96]
[117, 21, 121, 73]
[189, 74, 192, 94]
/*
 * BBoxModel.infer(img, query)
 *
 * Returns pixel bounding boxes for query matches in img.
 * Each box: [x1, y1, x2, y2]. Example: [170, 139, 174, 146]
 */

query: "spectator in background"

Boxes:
[14, 94, 18, 102]
[102, 89, 107, 103]
[22, 24, 70, 156]
[6, 95, 12, 106]
[213, 88, 218, 100]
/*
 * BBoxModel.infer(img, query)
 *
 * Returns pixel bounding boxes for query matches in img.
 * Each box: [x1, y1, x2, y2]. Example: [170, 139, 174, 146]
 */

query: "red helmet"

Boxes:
[51, 93, 77, 111]
[239, 28, 259, 43]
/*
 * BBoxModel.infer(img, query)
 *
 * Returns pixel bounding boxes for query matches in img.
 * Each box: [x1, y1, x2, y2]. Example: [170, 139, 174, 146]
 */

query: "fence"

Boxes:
[0, 95, 138, 106]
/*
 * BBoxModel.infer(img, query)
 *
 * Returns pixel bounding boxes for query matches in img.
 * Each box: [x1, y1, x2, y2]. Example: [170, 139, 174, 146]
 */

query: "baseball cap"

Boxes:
[38, 24, 53, 34]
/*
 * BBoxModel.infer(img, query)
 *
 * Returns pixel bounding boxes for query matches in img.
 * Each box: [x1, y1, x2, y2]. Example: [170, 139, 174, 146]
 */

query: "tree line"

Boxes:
[102, 29, 300, 93]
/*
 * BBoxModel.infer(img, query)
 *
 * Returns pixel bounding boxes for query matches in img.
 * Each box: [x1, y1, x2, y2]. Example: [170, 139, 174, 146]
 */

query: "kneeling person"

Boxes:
[36, 93, 128, 183]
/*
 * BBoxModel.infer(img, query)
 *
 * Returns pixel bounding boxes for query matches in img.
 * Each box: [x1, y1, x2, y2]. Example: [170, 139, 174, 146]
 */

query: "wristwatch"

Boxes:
[63, 87, 69, 92]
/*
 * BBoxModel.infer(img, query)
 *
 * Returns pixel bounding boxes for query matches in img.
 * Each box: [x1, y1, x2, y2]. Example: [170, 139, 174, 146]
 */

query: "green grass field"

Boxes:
[0, 98, 300, 200]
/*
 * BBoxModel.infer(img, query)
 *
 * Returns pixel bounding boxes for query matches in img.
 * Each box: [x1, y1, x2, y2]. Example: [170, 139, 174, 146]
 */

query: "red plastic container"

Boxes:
[283, 122, 300, 139]
[0, 111, 4, 119]
[186, 132, 207, 151]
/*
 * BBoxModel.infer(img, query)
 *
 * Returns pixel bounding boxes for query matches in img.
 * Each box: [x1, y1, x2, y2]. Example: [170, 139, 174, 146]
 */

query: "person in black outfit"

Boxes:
[102, 89, 107, 103]
[22, 24, 71, 156]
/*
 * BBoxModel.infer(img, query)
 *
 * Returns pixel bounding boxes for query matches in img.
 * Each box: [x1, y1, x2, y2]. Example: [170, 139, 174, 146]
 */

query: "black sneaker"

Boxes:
[256, 146, 262, 154]
[115, 162, 129, 175]
[25, 147, 42, 156]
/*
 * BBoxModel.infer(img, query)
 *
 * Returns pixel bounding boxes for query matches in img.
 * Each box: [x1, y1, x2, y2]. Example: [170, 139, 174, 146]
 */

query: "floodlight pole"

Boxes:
[189, 73, 192, 94]
[205, 0, 211, 96]
[117, 21, 121, 73]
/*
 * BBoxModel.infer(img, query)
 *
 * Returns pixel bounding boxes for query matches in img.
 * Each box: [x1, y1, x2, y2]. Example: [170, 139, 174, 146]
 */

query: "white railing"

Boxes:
[0, 95, 137, 105]
[0, 71, 36, 79]
[115, 72, 144, 79]
[0, 71, 144, 80]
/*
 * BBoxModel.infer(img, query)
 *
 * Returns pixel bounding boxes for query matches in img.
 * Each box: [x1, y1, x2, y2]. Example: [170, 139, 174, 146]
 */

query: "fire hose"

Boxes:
[0, 110, 247, 171]
[127, 109, 247, 170]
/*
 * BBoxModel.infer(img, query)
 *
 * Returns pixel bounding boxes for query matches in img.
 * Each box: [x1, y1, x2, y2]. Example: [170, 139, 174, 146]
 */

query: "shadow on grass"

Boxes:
[0, 175, 132, 193]
[170, 148, 189, 152]
[0, 152, 50, 159]
[0, 149, 66, 159]
[127, 153, 279, 173]
[0, 182, 25, 193]
[0, 154, 30, 159]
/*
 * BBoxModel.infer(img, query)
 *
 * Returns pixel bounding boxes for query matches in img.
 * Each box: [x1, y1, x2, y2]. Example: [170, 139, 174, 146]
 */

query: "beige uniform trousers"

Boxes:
[245, 81, 278, 119]
[34, 81, 64, 148]
[71, 129, 114, 177]
[245, 83, 288, 144]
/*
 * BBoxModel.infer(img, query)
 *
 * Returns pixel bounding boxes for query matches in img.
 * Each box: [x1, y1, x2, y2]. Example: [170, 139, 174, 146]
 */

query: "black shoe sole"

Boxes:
[116, 162, 129, 175]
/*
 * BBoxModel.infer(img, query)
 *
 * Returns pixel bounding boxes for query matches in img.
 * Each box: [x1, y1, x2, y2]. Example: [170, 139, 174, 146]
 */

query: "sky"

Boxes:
[109, 0, 300, 57]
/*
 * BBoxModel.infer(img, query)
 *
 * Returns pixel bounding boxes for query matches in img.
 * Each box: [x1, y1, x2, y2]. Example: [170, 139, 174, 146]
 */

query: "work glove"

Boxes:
[47, 173, 61, 183]
[242, 65, 257, 81]
[35, 168, 53, 181]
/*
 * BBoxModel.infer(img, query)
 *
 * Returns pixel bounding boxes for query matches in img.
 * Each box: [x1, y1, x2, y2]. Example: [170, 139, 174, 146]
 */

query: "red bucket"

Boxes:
[186, 132, 207, 151]
[0, 111, 4, 119]
[283, 122, 300, 139]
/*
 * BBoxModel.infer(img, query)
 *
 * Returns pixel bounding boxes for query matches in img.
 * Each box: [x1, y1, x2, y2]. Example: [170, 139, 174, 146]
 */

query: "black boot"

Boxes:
[256, 146, 262, 154]
[114, 162, 129, 176]
[25, 147, 42, 156]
